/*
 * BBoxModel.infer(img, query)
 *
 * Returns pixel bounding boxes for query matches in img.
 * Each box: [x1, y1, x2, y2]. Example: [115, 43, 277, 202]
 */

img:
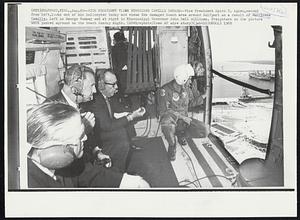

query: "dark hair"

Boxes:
[113, 31, 126, 42]
[27, 102, 80, 148]
[64, 64, 94, 86]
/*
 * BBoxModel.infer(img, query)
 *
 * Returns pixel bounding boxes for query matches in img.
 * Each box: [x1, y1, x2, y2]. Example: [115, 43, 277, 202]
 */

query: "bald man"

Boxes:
[81, 69, 145, 172]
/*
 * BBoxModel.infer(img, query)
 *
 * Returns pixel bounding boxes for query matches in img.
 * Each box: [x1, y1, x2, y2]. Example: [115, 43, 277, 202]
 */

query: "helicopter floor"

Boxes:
[132, 116, 239, 188]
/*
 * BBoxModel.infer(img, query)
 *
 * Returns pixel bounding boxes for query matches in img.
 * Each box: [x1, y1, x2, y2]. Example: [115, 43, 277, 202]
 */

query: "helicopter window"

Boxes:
[79, 53, 91, 57]
[78, 36, 96, 40]
[66, 54, 77, 57]
[63, 29, 110, 70]
[94, 61, 106, 64]
[79, 45, 97, 49]
[209, 26, 275, 164]
[80, 62, 92, 65]
[78, 41, 97, 45]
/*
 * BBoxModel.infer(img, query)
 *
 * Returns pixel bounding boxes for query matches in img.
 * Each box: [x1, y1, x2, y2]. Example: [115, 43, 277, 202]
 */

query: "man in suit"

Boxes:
[46, 64, 105, 162]
[27, 102, 150, 188]
[48, 64, 96, 134]
[81, 69, 146, 172]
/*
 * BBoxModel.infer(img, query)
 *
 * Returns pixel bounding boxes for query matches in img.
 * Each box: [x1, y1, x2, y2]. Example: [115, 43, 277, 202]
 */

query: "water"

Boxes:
[210, 61, 275, 158]
[212, 61, 275, 98]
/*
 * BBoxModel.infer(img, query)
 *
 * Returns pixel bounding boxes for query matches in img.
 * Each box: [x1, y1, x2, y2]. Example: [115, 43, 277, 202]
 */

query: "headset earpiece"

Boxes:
[71, 86, 81, 97]
[71, 72, 84, 96]
[38, 145, 76, 170]
[71, 79, 84, 97]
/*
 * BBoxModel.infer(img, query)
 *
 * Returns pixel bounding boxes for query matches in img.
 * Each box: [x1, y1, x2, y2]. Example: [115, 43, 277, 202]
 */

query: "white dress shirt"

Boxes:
[61, 89, 78, 110]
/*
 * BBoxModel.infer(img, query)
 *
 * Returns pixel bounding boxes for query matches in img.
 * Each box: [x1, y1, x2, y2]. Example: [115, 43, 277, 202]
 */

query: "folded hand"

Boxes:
[131, 107, 146, 119]
[81, 112, 95, 134]
[96, 151, 112, 168]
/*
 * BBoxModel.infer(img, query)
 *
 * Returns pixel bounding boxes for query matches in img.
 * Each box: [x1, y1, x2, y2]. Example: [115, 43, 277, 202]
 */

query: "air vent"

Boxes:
[65, 30, 110, 69]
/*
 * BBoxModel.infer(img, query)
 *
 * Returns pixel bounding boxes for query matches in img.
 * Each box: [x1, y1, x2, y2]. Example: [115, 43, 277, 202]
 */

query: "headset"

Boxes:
[70, 66, 85, 99]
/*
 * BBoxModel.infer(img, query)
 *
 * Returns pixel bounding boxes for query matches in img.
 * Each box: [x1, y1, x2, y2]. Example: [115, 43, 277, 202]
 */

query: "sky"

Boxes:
[209, 25, 275, 62]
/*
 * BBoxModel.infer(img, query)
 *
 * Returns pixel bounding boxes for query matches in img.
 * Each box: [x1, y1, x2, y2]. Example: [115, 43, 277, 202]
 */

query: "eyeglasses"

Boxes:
[104, 82, 118, 87]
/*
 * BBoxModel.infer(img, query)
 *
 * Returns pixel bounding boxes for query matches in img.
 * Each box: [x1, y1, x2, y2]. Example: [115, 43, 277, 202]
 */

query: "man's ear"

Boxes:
[71, 86, 80, 96]
[71, 77, 84, 95]
[37, 145, 76, 169]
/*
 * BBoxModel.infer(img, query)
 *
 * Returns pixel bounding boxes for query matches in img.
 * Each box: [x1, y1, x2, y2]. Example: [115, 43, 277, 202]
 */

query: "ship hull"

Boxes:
[249, 71, 272, 81]
[249, 74, 271, 81]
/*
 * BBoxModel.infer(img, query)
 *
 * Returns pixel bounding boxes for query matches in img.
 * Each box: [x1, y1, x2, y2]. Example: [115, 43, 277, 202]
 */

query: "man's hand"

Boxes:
[114, 112, 130, 119]
[119, 173, 150, 188]
[96, 151, 112, 168]
[82, 112, 95, 127]
[181, 115, 192, 125]
[127, 107, 146, 121]
[168, 110, 192, 125]
[132, 107, 146, 118]
[81, 112, 95, 134]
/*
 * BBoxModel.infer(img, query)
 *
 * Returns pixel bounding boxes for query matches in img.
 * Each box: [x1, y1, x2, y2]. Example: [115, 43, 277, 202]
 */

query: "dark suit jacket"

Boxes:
[28, 158, 65, 188]
[46, 91, 67, 104]
[81, 92, 132, 172]
[28, 158, 123, 188]
[81, 92, 130, 146]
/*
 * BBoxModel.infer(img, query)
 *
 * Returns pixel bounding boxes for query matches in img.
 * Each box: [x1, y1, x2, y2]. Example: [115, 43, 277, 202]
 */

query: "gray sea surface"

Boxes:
[212, 61, 275, 98]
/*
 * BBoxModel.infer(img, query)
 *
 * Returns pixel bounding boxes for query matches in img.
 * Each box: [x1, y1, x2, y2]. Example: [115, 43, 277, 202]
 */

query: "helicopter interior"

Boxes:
[8, 25, 284, 189]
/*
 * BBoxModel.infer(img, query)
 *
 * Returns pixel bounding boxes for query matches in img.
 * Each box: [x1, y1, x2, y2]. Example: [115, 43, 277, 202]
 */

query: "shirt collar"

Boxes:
[61, 89, 78, 109]
[31, 160, 57, 181]
[100, 91, 109, 100]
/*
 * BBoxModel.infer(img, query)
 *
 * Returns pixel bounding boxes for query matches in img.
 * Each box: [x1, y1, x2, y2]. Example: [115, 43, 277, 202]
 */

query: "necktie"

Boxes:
[105, 97, 112, 118]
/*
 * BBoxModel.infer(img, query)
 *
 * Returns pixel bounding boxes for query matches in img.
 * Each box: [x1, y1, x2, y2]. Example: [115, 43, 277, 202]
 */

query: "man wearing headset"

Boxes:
[158, 64, 209, 161]
[27, 102, 150, 188]
[47, 64, 107, 163]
